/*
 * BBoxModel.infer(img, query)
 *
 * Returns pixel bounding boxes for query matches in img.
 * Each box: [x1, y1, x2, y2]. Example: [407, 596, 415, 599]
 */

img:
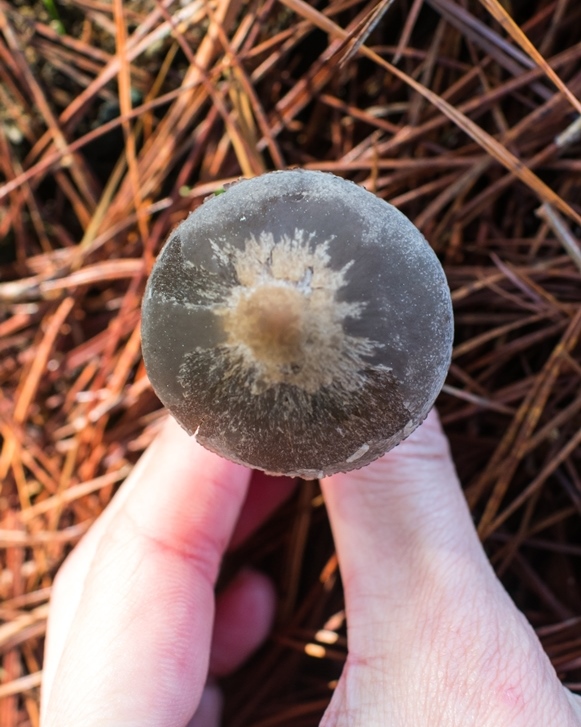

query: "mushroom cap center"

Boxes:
[222, 284, 306, 366]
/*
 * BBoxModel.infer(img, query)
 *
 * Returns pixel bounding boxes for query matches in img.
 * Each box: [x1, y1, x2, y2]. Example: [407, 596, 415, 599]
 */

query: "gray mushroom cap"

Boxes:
[141, 170, 453, 477]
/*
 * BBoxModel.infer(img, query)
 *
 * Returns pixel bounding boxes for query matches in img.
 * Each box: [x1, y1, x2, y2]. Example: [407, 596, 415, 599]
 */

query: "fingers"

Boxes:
[42, 417, 186, 709]
[187, 569, 277, 727]
[321, 409, 581, 727]
[321, 409, 486, 612]
[209, 568, 276, 676]
[230, 471, 296, 549]
[187, 681, 223, 727]
[43, 418, 291, 727]
[44, 421, 293, 694]
[42, 418, 252, 727]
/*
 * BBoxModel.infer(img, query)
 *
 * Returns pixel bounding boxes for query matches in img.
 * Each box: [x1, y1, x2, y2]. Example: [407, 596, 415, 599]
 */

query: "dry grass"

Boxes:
[0, 0, 581, 724]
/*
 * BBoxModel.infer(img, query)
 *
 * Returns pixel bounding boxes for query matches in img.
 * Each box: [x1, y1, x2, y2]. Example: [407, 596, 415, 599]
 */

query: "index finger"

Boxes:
[42, 417, 252, 727]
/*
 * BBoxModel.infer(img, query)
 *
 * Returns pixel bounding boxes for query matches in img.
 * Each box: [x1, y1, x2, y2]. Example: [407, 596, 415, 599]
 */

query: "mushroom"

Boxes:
[141, 170, 453, 478]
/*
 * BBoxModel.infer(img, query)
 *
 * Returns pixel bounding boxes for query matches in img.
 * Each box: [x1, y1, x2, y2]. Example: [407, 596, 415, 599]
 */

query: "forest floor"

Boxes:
[0, 0, 581, 725]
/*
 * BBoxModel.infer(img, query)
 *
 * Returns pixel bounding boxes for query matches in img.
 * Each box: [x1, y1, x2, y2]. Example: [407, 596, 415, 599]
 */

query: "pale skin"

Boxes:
[42, 410, 581, 726]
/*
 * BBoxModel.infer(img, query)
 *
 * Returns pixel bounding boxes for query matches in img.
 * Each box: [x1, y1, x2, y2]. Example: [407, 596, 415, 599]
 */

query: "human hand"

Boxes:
[41, 417, 295, 727]
[42, 411, 581, 726]
[319, 409, 581, 726]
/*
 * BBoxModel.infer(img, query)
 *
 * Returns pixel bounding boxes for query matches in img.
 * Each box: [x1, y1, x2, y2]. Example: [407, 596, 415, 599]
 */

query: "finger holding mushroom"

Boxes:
[141, 170, 453, 477]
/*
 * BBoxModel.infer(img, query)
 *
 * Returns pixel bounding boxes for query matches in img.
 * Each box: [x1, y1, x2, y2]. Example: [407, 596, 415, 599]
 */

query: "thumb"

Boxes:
[321, 409, 488, 631]
[320, 409, 580, 727]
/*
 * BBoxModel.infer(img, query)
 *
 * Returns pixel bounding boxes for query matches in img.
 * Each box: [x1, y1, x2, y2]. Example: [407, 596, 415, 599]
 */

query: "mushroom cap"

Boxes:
[141, 170, 453, 477]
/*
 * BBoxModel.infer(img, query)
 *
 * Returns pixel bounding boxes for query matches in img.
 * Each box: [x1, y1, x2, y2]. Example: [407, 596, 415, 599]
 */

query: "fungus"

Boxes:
[141, 170, 453, 478]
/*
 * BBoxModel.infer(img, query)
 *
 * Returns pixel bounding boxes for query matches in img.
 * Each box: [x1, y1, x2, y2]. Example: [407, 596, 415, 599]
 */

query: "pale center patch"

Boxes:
[213, 230, 381, 395]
